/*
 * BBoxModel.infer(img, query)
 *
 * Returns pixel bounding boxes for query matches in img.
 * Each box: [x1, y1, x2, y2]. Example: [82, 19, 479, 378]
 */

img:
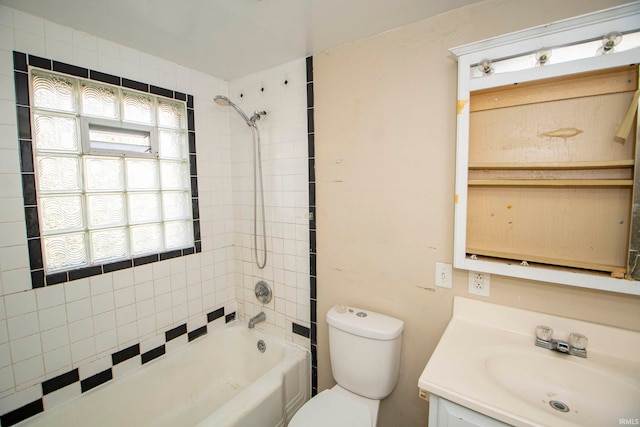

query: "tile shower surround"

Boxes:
[0, 6, 314, 425]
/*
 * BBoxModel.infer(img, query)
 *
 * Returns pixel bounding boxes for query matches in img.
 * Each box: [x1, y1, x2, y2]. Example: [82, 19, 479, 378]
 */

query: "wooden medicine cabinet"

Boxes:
[451, 3, 640, 295]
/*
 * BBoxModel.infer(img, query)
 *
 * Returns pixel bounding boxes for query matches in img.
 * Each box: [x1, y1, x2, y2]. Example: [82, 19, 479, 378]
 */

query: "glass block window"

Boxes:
[23, 66, 196, 279]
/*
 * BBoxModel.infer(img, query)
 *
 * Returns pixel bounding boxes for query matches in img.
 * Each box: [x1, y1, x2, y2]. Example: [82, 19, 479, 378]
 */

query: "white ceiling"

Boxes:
[0, 0, 483, 80]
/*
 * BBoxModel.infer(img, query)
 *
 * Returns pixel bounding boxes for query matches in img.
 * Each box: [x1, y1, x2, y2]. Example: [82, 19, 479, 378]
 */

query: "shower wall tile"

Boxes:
[228, 58, 310, 347]
[0, 6, 237, 418]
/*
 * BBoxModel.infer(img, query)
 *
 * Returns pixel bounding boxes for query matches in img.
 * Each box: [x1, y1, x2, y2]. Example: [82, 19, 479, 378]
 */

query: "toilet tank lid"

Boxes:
[327, 306, 404, 340]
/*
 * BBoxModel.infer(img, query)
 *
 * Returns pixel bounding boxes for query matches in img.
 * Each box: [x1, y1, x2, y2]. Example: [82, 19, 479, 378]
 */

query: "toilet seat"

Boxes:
[288, 389, 371, 427]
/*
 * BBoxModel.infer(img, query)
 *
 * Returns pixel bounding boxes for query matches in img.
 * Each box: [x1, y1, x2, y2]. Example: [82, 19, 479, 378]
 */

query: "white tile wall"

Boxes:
[0, 4, 239, 415]
[228, 60, 310, 343]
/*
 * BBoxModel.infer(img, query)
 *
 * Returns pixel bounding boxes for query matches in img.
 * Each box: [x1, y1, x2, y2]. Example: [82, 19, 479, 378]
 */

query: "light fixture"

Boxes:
[477, 58, 493, 75]
[597, 31, 622, 55]
[535, 48, 551, 65]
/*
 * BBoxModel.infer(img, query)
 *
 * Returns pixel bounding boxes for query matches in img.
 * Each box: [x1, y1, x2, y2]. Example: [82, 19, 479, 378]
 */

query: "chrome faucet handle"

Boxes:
[536, 325, 554, 341]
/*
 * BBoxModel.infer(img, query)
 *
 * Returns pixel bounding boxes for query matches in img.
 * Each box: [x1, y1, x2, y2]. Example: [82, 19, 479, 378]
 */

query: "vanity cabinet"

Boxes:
[450, 3, 640, 295]
[427, 395, 510, 427]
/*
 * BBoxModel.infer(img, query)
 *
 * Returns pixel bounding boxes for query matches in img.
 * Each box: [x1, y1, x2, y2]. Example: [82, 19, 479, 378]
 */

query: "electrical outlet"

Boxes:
[435, 262, 452, 288]
[468, 271, 490, 296]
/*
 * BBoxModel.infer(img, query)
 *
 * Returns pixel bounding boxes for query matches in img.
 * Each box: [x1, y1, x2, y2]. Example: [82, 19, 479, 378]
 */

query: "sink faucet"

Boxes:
[248, 312, 266, 329]
[535, 325, 588, 358]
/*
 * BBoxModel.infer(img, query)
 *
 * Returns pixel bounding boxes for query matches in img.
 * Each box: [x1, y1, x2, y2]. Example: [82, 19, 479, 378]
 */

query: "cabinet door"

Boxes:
[429, 395, 511, 427]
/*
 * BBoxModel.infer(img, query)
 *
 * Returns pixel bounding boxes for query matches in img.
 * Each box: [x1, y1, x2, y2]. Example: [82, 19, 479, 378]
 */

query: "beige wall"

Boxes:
[314, 1, 640, 426]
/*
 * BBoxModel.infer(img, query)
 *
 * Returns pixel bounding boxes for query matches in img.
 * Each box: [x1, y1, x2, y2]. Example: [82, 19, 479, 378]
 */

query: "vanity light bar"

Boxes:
[470, 30, 640, 79]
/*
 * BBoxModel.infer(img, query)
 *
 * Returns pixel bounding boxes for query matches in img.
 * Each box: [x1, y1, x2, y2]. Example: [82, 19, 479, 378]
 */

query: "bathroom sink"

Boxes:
[418, 297, 640, 427]
[484, 352, 640, 426]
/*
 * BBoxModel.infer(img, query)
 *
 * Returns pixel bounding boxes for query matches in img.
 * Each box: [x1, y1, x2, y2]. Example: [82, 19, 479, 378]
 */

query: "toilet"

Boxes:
[289, 305, 404, 427]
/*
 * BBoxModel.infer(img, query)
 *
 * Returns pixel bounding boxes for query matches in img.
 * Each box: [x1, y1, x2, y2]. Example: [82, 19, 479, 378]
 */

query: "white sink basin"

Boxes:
[418, 297, 640, 427]
[485, 352, 640, 426]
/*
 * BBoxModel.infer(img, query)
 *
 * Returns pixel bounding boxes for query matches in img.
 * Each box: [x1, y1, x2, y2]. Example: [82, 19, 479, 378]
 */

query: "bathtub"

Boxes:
[18, 321, 310, 427]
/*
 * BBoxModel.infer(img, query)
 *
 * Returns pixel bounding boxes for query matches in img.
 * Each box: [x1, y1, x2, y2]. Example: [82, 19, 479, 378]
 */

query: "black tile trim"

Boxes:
[80, 369, 112, 393]
[42, 369, 79, 395]
[187, 108, 195, 131]
[182, 247, 195, 256]
[159, 249, 181, 261]
[306, 55, 317, 399]
[21, 173, 36, 206]
[0, 399, 43, 427]
[17, 106, 32, 139]
[187, 94, 194, 108]
[68, 265, 102, 281]
[46, 271, 68, 286]
[28, 55, 51, 70]
[103, 259, 133, 273]
[31, 270, 45, 288]
[188, 325, 207, 341]
[188, 132, 196, 154]
[306, 82, 314, 108]
[292, 323, 310, 338]
[141, 345, 165, 364]
[90, 70, 120, 86]
[111, 344, 140, 365]
[207, 307, 224, 323]
[25, 206, 40, 238]
[121, 78, 148, 92]
[225, 312, 236, 323]
[14, 71, 29, 106]
[165, 323, 187, 341]
[150, 85, 173, 99]
[133, 254, 159, 266]
[19, 139, 34, 172]
[174, 91, 187, 101]
[27, 238, 43, 270]
[306, 56, 313, 83]
[13, 51, 27, 72]
[52, 61, 88, 78]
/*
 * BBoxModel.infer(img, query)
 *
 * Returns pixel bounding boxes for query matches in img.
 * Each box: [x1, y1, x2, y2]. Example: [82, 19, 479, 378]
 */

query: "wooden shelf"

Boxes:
[468, 179, 633, 187]
[465, 248, 625, 274]
[468, 159, 635, 170]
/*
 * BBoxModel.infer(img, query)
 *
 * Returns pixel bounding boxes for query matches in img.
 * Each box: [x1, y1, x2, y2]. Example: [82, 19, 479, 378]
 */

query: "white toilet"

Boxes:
[289, 305, 404, 427]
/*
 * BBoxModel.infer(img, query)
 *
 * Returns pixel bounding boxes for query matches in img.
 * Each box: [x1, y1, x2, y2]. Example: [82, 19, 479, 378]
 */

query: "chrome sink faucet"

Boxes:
[248, 312, 266, 329]
[535, 325, 588, 358]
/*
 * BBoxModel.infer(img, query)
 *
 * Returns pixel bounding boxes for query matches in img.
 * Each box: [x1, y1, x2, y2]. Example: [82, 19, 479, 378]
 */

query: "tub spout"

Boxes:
[248, 312, 266, 329]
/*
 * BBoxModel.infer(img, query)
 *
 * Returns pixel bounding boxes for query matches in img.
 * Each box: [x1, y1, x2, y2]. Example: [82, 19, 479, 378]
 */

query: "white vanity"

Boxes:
[418, 297, 640, 427]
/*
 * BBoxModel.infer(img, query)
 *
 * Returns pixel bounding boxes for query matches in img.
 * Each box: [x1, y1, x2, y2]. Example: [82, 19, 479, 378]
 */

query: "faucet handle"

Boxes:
[536, 325, 554, 341]
[569, 332, 588, 350]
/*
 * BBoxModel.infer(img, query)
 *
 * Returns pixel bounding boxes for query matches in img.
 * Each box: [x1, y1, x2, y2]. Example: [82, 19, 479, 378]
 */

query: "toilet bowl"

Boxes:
[288, 385, 375, 427]
[289, 305, 404, 427]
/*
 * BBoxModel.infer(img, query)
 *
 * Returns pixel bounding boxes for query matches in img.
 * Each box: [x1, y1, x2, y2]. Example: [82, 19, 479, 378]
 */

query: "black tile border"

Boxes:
[165, 323, 187, 342]
[141, 345, 165, 364]
[80, 368, 112, 393]
[188, 325, 207, 341]
[306, 55, 318, 397]
[0, 305, 231, 424]
[111, 343, 140, 366]
[41, 369, 79, 395]
[12, 50, 202, 289]
[0, 399, 43, 427]
[292, 322, 310, 338]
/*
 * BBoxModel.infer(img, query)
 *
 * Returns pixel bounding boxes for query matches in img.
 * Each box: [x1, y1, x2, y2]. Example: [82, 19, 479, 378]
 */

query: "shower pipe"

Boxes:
[214, 95, 268, 269]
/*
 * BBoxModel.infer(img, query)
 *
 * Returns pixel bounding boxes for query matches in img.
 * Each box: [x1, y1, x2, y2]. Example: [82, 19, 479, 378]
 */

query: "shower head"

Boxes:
[214, 95, 231, 106]
[214, 95, 252, 125]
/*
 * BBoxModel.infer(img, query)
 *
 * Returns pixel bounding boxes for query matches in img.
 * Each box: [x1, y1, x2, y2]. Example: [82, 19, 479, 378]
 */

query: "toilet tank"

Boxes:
[327, 306, 404, 400]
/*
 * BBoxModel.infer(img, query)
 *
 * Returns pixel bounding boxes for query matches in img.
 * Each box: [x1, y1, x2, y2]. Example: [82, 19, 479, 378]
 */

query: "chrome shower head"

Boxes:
[214, 95, 231, 106]
[214, 95, 251, 125]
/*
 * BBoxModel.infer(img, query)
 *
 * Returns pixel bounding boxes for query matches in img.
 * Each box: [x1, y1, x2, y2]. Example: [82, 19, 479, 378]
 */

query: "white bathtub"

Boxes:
[19, 321, 310, 427]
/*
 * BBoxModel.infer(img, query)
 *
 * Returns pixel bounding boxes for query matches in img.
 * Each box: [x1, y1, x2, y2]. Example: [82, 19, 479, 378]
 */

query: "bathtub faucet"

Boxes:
[248, 312, 266, 329]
